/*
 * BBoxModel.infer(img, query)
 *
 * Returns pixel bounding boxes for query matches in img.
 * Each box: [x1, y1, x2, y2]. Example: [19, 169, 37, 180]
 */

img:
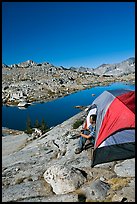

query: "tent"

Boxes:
[85, 89, 135, 167]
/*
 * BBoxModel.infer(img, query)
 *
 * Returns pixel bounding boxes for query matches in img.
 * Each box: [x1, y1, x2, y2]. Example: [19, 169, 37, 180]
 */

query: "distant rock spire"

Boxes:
[17, 60, 37, 67]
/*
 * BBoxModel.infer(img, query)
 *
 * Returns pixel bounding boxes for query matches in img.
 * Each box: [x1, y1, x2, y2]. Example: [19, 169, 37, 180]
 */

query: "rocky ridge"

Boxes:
[93, 57, 135, 76]
[2, 57, 135, 106]
[69, 57, 135, 77]
[2, 110, 135, 202]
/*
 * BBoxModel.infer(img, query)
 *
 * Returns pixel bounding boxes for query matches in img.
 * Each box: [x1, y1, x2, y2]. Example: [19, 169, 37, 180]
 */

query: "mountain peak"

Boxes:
[18, 60, 37, 67]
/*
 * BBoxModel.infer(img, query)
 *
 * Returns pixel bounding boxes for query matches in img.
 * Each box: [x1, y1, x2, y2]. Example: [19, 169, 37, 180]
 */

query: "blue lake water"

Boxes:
[2, 82, 135, 131]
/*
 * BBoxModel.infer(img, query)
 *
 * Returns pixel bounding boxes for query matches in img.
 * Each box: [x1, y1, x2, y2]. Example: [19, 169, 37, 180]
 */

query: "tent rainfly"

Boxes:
[84, 89, 135, 167]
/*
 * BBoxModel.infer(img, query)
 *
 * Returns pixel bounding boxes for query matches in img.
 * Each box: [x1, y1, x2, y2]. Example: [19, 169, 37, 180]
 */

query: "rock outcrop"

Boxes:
[93, 57, 135, 76]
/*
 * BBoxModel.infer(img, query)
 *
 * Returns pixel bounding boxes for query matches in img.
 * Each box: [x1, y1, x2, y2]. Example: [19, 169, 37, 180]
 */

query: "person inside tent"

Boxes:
[75, 114, 97, 154]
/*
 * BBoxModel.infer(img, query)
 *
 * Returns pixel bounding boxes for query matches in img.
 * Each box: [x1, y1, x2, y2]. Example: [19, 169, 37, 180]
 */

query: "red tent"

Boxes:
[86, 89, 135, 167]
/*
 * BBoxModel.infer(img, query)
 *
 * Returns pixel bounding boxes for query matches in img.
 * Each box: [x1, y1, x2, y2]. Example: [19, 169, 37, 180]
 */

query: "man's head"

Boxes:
[90, 114, 97, 126]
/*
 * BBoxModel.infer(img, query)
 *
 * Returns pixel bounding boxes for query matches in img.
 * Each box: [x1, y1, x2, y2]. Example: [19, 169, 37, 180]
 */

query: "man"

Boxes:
[75, 114, 97, 154]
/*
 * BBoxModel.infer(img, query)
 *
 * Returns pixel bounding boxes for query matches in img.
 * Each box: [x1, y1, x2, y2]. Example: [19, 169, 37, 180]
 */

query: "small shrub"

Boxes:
[24, 128, 33, 134]
[73, 119, 83, 129]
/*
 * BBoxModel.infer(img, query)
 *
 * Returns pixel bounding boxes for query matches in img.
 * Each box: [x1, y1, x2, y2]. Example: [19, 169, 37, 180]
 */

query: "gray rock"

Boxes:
[2, 180, 52, 202]
[114, 159, 135, 177]
[18, 101, 29, 107]
[94, 57, 135, 77]
[43, 164, 87, 194]
[82, 179, 110, 201]
[17, 193, 78, 202]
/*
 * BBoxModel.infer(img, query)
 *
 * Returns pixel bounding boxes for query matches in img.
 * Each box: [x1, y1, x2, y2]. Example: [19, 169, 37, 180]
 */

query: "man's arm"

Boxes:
[80, 125, 96, 139]
[80, 132, 91, 139]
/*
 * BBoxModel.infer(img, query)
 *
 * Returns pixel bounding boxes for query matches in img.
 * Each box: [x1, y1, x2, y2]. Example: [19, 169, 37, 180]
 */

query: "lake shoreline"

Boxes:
[2, 79, 135, 108]
[2, 80, 135, 132]
[2, 127, 25, 136]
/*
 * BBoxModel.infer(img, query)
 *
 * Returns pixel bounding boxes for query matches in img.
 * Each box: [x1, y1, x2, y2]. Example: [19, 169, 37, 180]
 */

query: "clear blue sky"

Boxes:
[2, 2, 135, 68]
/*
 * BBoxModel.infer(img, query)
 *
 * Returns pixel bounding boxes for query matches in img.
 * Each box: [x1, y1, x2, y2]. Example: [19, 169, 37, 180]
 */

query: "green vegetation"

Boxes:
[40, 117, 49, 133]
[34, 118, 40, 128]
[25, 116, 33, 134]
[73, 119, 84, 129]
[25, 117, 49, 134]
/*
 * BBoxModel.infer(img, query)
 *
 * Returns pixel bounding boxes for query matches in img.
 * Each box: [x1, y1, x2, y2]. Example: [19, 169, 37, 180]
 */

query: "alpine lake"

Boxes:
[2, 82, 135, 131]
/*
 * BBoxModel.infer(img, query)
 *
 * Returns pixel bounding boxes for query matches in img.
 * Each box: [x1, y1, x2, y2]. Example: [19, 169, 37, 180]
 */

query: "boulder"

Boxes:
[18, 101, 29, 107]
[82, 179, 110, 201]
[114, 159, 135, 177]
[43, 164, 86, 194]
